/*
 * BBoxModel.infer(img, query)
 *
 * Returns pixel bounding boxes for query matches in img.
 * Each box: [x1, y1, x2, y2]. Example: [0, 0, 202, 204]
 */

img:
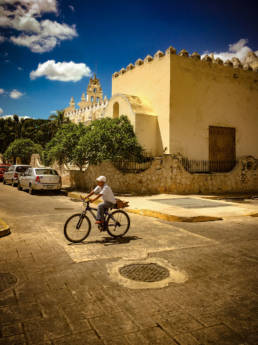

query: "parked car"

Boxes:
[18, 167, 62, 194]
[0, 164, 10, 181]
[3, 165, 32, 186]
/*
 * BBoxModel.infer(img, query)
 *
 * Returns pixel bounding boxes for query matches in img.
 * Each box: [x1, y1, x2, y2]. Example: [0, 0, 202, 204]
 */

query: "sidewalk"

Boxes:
[0, 217, 10, 237]
[67, 191, 258, 222]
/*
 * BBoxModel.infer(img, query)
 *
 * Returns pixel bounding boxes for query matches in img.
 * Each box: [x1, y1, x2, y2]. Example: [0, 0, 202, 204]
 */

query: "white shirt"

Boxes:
[94, 184, 116, 204]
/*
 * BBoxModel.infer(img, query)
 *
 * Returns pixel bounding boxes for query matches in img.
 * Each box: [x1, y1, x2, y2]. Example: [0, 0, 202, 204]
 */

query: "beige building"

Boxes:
[64, 74, 108, 124]
[104, 46, 258, 168]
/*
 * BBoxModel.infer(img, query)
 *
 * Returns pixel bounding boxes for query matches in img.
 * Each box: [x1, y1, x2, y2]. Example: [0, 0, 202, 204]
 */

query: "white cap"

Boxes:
[96, 175, 106, 182]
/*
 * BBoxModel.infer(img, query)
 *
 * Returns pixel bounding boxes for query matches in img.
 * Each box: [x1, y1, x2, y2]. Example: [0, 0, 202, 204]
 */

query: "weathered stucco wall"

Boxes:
[68, 155, 258, 194]
[170, 54, 258, 160]
[104, 94, 163, 155]
[112, 52, 171, 154]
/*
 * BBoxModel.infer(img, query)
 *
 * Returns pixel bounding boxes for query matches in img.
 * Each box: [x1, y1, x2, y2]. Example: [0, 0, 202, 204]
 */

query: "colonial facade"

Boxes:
[103, 47, 258, 165]
[64, 74, 108, 124]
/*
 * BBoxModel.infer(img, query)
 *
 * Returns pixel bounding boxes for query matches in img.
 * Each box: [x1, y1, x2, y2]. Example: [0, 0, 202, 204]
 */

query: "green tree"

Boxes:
[76, 115, 143, 165]
[43, 123, 87, 169]
[48, 110, 69, 126]
[0, 117, 16, 154]
[0, 115, 60, 156]
[4, 139, 42, 164]
[43, 115, 144, 169]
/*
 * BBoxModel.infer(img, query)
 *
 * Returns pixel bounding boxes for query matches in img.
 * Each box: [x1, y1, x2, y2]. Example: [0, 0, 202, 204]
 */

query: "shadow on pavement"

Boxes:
[68, 235, 141, 246]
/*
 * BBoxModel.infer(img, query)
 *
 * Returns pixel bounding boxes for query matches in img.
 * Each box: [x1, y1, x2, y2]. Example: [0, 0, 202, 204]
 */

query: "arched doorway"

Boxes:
[113, 102, 119, 118]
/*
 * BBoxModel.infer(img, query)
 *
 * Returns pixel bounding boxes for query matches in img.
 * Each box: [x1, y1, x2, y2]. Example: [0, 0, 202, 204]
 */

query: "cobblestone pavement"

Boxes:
[0, 184, 257, 344]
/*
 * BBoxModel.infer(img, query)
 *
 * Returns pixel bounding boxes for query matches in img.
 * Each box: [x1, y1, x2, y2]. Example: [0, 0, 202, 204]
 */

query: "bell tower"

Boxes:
[78, 74, 104, 108]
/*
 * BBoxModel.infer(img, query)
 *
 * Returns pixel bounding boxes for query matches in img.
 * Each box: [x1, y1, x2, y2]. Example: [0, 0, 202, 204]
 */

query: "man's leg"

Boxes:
[96, 201, 114, 222]
[96, 202, 105, 222]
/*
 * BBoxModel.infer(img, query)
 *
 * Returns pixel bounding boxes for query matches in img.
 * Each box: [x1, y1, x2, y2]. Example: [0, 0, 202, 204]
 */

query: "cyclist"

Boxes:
[85, 176, 116, 224]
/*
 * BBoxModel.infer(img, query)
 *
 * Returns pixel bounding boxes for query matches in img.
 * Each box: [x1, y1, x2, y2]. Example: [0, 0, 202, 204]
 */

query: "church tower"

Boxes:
[78, 74, 104, 108]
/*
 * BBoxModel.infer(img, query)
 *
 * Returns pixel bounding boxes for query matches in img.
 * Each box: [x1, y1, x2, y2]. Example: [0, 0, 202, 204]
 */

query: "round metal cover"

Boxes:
[0, 273, 17, 292]
[119, 263, 169, 282]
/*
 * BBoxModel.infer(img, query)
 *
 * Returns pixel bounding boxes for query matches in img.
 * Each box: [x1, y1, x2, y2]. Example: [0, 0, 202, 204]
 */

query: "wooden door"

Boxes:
[209, 126, 236, 172]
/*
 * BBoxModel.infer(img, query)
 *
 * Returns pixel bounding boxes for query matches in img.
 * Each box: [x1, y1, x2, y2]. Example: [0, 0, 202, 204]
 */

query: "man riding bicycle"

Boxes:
[85, 176, 116, 225]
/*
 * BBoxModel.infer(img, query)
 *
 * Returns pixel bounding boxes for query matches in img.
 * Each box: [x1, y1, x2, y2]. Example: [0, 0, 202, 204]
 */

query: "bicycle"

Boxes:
[64, 198, 130, 243]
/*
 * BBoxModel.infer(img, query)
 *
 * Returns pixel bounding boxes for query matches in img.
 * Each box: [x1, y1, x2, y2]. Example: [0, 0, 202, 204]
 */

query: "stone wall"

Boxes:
[68, 155, 258, 194]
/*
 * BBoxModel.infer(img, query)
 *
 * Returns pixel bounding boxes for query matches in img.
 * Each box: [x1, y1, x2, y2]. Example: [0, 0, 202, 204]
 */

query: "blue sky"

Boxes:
[0, 0, 257, 119]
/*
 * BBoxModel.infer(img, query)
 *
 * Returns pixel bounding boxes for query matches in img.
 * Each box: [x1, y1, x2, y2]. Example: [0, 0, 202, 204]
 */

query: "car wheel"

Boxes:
[28, 185, 34, 195]
[17, 182, 22, 191]
[11, 179, 16, 187]
[3, 179, 6, 185]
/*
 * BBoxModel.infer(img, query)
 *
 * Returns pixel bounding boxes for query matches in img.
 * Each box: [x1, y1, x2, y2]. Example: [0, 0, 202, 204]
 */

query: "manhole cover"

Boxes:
[119, 263, 169, 282]
[0, 273, 17, 292]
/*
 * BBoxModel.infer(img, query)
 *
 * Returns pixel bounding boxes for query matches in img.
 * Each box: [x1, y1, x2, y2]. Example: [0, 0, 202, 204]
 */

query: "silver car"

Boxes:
[18, 167, 62, 194]
[3, 165, 32, 186]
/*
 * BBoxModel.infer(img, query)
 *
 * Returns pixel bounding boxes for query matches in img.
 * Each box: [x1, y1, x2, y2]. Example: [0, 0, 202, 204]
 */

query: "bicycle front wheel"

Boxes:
[64, 213, 91, 243]
[107, 210, 130, 237]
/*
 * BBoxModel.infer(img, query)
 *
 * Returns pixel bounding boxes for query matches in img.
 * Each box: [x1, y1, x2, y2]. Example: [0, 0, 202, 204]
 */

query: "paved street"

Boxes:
[0, 183, 258, 345]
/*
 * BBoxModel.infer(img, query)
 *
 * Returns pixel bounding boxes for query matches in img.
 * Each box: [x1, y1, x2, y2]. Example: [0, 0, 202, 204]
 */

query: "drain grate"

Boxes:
[0, 273, 17, 292]
[119, 263, 169, 282]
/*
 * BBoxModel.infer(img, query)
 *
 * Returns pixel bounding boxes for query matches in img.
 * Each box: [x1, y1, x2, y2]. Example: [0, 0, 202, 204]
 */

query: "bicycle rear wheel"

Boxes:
[107, 210, 130, 237]
[64, 213, 91, 243]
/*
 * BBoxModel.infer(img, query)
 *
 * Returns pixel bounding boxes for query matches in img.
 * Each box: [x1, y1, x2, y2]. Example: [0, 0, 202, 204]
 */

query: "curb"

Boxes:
[0, 218, 11, 238]
[127, 209, 223, 223]
[67, 192, 223, 223]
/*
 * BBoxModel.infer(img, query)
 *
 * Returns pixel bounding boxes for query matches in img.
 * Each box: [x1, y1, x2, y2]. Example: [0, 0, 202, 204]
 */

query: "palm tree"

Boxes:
[12, 114, 29, 139]
[48, 110, 68, 127]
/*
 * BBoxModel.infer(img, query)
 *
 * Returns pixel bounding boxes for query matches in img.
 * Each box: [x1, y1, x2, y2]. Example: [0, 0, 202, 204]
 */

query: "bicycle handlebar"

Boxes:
[80, 195, 90, 204]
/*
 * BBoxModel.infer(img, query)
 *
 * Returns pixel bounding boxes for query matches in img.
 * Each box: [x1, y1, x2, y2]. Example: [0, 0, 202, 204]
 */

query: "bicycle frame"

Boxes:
[81, 201, 121, 230]
[82, 201, 98, 220]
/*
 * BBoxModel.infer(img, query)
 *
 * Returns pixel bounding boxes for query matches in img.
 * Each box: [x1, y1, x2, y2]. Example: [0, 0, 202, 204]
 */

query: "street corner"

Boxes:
[0, 218, 11, 238]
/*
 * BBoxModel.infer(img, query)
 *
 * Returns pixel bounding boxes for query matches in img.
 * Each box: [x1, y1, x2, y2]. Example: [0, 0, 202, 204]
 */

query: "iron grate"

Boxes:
[119, 263, 169, 282]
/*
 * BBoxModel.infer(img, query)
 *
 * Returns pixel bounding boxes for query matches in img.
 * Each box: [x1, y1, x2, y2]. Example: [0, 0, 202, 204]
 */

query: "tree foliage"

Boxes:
[43, 116, 144, 169]
[43, 123, 87, 169]
[4, 139, 42, 164]
[76, 116, 143, 165]
[0, 115, 63, 154]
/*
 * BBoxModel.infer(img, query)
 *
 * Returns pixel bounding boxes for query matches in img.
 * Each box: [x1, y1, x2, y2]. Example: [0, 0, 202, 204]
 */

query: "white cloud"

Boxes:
[0, 88, 4, 94]
[10, 33, 58, 53]
[41, 20, 76, 39]
[30, 60, 92, 82]
[0, 0, 77, 53]
[0, 35, 5, 43]
[69, 5, 75, 12]
[1, 114, 31, 119]
[18, 66, 23, 70]
[0, 0, 58, 17]
[0, 107, 3, 114]
[10, 89, 24, 99]
[202, 38, 255, 62]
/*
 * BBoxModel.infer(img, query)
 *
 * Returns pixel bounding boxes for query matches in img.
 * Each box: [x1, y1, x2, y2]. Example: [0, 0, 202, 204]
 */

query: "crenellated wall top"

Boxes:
[112, 45, 258, 79]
